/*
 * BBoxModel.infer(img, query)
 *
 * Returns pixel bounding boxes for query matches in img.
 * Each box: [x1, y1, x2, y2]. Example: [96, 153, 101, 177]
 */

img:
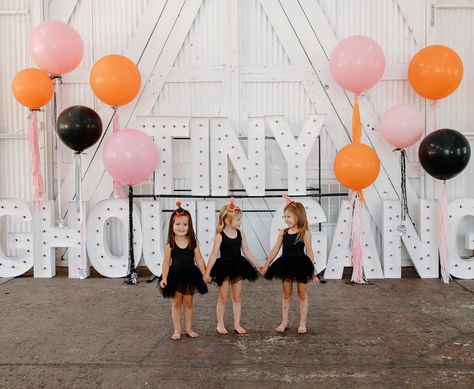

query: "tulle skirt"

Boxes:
[159, 265, 208, 298]
[210, 256, 259, 286]
[265, 255, 314, 284]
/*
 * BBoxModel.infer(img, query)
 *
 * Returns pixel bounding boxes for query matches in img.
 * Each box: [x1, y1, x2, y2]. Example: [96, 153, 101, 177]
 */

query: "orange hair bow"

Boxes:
[283, 193, 294, 205]
[175, 201, 185, 216]
[226, 197, 240, 212]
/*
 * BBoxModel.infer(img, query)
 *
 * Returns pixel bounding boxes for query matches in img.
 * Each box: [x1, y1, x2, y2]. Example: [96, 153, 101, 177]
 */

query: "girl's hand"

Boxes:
[310, 275, 320, 285]
[257, 266, 265, 276]
[262, 264, 269, 274]
[203, 274, 212, 284]
[160, 279, 167, 288]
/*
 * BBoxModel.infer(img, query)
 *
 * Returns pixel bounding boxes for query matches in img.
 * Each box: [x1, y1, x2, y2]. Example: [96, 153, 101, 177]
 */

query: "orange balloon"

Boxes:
[90, 54, 141, 107]
[408, 45, 463, 100]
[334, 143, 380, 190]
[12, 68, 53, 109]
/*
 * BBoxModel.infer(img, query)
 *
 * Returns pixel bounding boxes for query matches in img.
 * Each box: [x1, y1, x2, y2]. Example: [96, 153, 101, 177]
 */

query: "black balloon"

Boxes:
[56, 105, 103, 153]
[419, 128, 471, 181]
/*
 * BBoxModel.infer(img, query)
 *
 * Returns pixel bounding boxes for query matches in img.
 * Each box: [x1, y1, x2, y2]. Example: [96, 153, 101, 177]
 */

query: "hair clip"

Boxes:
[175, 201, 185, 216]
[226, 197, 240, 212]
[283, 193, 294, 205]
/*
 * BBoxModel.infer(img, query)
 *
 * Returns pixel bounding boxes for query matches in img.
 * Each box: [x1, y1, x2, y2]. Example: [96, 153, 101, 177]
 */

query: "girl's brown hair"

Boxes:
[284, 201, 309, 243]
[216, 197, 242, 234]
[167, 202, 197, 250]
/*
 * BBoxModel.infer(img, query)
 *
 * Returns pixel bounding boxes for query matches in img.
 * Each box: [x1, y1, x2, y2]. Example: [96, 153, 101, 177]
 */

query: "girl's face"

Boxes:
[226, 214, 242, 229]
[173, 215, 189, 237]
[283, 210, 296, 228]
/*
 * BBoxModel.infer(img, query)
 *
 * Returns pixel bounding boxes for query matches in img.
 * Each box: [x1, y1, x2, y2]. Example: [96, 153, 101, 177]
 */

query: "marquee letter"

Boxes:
[138, 116, 189, 195]
[33, 201, 86, 278]
[383, 200, 438, 278]
[141, 200, 165, 276]
[191, 118, 210, 196]
[210, 118, 265, 196]
[266, 115, 323, 195]
[0, 199, 33, 278]
[197, 200, 216, 263]
[86, 199, 142, 278]
[326, 201, 384, 280]
[448, 198, 474, 280]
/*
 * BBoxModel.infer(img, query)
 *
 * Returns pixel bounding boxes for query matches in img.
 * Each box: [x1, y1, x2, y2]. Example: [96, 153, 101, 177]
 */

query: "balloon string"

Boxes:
[28, 110, 44, 202]
[75, 152, 87, 279]
[112, 108, 125, 199]
[438, 181, 451, 284]
[429, 100, 438, 198]
[52, 77, 64, 226]
[79, 215, 87, 279]
[350, 191, 365, 284]
[430, 100, 438, 132]
[399, 149, 409, 222]
[126, 185, 138, 284]
[74, 152, 82, 215]
[352, 94, 361, 143]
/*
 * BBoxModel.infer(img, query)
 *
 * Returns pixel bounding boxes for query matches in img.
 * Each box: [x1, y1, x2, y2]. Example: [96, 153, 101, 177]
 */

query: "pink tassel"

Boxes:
[438, 181, 451, 284]
[283, 193, 293, 205]
[28, 110, 44, 202]
[350, 192, 365, 284]
[112, 109, 124, 198]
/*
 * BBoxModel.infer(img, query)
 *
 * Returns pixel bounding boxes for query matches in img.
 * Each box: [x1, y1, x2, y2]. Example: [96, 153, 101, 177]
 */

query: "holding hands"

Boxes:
[203, 273, 212, 284]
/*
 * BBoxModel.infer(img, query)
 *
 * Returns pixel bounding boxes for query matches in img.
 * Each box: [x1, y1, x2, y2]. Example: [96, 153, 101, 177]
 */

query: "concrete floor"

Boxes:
[0, 269, 473, 388]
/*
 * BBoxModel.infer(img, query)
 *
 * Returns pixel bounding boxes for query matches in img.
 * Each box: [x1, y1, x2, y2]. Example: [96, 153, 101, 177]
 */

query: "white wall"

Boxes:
[1, 0, 473, 260]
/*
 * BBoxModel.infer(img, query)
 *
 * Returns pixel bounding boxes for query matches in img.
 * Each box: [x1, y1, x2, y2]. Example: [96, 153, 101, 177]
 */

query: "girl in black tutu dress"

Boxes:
[159, 202, 208, 340]
[263, 195, 317, 334]
[203, 198, 262, 335]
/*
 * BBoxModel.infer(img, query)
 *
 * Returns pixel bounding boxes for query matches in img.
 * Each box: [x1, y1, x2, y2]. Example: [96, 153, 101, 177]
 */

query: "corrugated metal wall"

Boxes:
[430, 3, 474, 199]
[0, 0, 39, 252]
[1, 0, 35, 200]
[1, 0, 473, 261]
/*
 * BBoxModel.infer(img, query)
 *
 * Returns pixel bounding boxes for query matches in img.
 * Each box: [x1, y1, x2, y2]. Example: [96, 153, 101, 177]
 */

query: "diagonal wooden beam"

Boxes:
[396, 0, 427, 48]
[57, 0, 170, 215]
[259, 0, 420, 229]
[296, 0, 419, 218]
[88, 0, 204, 207]
[58, 0, 204, 212]
[259, 0, 387, 229]
[48, 0, 79, 23]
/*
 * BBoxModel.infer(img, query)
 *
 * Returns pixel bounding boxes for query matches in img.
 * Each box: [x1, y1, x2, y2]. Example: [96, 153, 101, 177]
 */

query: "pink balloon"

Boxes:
[381, 105, 425, 149]
[29, 21, 83, 76]
[329, 35, 385, 94]
[103, 129, 158, 186]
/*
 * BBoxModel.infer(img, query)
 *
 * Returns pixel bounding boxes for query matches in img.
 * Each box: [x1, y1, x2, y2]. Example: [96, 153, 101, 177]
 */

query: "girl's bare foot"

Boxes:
[297, 325, 307, 334]
[234, 325, 247, 334]
[171, 331, 182, 340]
[185, 330, 199, 338]
[216, 325, 228, 334]
[275, 323, 288, 332]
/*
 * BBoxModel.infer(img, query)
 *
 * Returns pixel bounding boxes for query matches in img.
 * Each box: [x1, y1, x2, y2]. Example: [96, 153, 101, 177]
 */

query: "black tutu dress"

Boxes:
[265, 231, 315, 283]
[159, 245, 208, 298]
[210, 230, 259, 286]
